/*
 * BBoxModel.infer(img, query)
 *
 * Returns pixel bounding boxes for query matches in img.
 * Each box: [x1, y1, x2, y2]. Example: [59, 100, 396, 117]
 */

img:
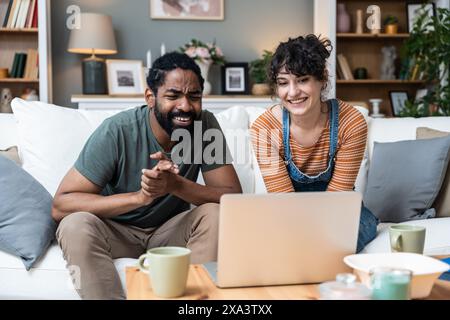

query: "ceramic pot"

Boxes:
[251, 83, 271, 96]
[385, 24, 398, 34]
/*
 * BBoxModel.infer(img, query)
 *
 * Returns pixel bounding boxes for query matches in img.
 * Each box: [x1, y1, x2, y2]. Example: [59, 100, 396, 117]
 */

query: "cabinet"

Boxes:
[0, 0, 52, 103]
[314, 0, 446, 116]
[71, 95, 275, 114]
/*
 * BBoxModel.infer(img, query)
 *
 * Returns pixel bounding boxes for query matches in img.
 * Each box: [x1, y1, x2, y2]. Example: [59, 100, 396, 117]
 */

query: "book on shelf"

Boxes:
[337, 54, 354, 80]
[0, 0, 11, 27]
[9, 52, 29, 78]
[25, 0, 35, 28]
[30, 0, 37, 28]
[336, 59, 345, 80]
[7, 0, 20, 28]
[23, 48, 38, 79]
[2, 0, 36, 29]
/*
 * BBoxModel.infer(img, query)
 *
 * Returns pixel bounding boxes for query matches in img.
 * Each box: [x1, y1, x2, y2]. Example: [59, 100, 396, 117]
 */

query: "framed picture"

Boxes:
[389, 91, 409, 116]
[150, 0, 224, 20]
[221, 63, 249, 95]
[406, 2, 435, 33]
[106, 59, 146, 96]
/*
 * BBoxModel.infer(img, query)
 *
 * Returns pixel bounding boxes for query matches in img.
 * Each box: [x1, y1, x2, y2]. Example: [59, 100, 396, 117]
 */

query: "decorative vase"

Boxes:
[251, 83, 271, 96]
[337, 3, 351, 33]
[196, 60, 212, 96]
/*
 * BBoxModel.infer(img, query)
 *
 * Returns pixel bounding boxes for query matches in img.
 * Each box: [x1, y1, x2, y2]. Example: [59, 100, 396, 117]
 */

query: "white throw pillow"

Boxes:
[11, 98, 119, 196]
[214, 106, 254, 193]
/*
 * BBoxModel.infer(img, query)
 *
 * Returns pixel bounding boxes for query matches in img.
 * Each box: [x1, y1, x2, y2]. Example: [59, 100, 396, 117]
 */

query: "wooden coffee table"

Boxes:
[126, 260, 450, 300]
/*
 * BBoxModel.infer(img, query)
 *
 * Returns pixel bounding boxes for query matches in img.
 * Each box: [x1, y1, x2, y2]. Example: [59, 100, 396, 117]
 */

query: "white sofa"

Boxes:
[0, 99, 449, 299]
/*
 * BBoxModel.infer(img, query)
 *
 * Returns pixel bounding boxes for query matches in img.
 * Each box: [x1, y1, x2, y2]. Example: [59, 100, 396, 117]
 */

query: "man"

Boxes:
[52, 52, 242, 300]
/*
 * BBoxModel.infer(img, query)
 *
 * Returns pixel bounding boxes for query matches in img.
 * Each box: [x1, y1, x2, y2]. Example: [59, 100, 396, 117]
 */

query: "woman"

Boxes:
[250, 34, 378, 252]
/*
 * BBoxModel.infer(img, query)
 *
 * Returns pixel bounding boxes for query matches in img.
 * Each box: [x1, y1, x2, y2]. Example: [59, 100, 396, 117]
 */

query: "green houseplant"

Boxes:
[249, 50, 273, 95]
[383, 15, 399, 34]
[399, 5, 450, 117]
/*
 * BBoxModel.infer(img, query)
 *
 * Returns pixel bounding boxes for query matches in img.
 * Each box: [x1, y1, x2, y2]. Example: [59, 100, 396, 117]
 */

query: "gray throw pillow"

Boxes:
[0, 155, 56, 270]
[363, 136, 450, 223]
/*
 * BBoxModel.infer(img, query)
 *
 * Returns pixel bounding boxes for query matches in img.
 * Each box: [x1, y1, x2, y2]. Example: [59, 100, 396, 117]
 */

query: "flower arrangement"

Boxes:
[180, 39, 226, 65]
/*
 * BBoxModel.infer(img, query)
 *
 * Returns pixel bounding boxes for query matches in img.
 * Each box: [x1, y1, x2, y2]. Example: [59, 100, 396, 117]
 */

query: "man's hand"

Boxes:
[137, 152, 180, 205]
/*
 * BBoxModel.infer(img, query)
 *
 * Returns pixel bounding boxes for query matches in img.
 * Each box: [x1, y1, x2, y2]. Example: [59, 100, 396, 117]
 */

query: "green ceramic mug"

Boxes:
[389, 225, 426, 254]
[138, 246, 191, 298]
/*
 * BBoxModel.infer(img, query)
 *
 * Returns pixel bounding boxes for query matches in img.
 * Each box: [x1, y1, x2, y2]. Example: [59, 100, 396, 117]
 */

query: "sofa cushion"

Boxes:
[0, 156, 56, 270]
[0, 243, 136, 299]
[416, 127, 450, 218]
[0, 114, 18, 150]
[0, 146, 20, 165]
[214, 106, 253, 193]
[11, 98, 119, 196]
[363, 136, 450, 222]
[362, 217, 450, 256]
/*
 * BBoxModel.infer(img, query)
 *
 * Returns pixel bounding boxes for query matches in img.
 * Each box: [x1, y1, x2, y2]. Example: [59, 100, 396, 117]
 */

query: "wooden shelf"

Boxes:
[0, 78, 39, 83]
[0, 28, 38, 34]
[337, 33, 409, 38]
[337, 80, 425, 84]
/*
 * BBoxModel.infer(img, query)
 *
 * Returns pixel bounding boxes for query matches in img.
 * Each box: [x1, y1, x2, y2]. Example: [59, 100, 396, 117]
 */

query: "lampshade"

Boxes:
[68, 13, 117, 55]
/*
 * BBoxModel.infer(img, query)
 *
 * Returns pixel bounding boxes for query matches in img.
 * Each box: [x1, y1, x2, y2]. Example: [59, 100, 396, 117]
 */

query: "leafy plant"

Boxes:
[399, 4, 450, 117]
[383, 15, 399, 26]
[249, 50, 273, 84]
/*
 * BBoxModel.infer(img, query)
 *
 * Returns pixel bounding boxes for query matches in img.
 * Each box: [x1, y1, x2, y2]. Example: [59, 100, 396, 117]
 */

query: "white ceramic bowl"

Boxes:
[344, 253, 449, 299]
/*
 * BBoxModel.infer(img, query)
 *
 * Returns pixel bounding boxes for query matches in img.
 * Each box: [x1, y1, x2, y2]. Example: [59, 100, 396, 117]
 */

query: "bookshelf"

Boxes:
[314, 0, 447, 117]
[0, 0, 52, 103]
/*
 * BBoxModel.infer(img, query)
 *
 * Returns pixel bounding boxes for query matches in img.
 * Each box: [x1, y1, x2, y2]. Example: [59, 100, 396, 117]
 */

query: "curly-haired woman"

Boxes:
[250, 34, 379, 252]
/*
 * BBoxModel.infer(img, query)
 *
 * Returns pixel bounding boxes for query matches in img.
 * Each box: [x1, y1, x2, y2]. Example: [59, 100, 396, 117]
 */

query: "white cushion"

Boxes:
[215, 106, 254, 193]
[0, 114, 18, 149]
[368, 117, 450, 160]
[11, 98, 120, 196]
[362, 217, 450, 256]
[0, 243, 136, 299]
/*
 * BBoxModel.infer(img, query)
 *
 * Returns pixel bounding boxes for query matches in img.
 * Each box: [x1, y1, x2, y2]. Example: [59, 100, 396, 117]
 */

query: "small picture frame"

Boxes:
[150, 0, 224, 20]
[221, 63, 249, 95]
[406, 2, 436, 33]
[389, 91, 409, 116]
[106, 59, 146, 96]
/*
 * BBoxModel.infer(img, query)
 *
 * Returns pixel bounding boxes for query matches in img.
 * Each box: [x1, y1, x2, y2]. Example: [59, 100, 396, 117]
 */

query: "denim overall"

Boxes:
[282, 99, 379, 253]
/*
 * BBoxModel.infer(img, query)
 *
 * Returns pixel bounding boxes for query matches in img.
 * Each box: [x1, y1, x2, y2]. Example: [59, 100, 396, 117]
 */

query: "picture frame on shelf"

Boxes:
[221, 62, 249, 95]
[150, 0, 224, 20]
[106, 59, 146, 96]
[406, 2, 436, 33]
[389, 91, 409, 116]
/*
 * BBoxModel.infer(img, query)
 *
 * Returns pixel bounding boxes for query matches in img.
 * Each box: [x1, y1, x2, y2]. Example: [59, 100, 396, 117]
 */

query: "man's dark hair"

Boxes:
[268, 34, 332, 86]
[146, 51, 204, 96]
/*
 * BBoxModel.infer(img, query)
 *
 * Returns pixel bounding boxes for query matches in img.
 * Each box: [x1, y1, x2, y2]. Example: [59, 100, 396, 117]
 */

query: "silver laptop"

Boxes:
[204, 192, 361, 288]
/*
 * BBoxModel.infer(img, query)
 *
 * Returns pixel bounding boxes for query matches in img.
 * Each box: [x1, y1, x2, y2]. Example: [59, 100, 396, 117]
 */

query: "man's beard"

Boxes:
[153, 102, 200, 136]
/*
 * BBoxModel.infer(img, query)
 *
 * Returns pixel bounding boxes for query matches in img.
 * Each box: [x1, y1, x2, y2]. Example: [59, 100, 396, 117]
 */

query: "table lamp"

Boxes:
[68, 13, 117, 94]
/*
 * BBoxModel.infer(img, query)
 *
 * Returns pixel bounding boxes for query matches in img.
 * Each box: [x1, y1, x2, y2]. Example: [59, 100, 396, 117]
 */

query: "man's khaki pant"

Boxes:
[56, 203, 220, 300]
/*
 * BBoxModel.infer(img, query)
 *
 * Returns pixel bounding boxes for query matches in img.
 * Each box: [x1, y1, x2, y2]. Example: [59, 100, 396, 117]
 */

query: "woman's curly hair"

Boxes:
[268, 34, 332, 88]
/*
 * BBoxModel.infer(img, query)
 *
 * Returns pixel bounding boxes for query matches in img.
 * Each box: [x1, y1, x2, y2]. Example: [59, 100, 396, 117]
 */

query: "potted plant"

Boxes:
[180, 39, 226, 95]
[383, 15, 399, 34]
[399, 5, 450, 117]
[249, 50, 273, 96]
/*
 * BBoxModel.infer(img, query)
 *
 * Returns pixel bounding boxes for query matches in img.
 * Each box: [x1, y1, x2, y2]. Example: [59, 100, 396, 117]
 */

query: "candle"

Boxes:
[146, 49, 152, 69]
[161, 43, 166, 56]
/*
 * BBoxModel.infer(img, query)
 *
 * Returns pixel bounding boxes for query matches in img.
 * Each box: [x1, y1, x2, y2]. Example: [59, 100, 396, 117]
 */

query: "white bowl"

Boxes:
[344, 253, 449, 299]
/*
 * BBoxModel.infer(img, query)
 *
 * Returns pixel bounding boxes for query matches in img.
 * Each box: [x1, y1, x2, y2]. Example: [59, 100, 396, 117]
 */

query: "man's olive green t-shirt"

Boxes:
[74, 105, 232, 228]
